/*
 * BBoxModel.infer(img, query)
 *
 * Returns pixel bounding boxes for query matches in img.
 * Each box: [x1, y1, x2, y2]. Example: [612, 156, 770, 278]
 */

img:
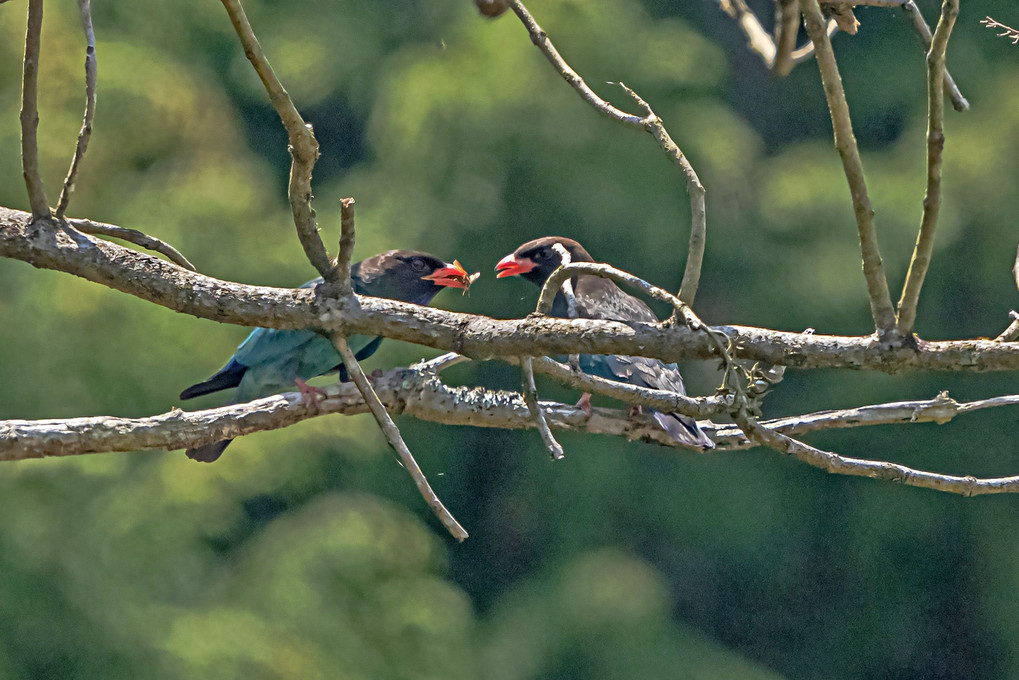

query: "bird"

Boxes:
[495, 236, 714, 449]
[179, 250, 473, 462]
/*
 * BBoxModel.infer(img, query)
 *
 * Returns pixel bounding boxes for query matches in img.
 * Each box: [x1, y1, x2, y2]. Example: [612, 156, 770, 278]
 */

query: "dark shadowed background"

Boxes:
[1, 1, 1018, 677]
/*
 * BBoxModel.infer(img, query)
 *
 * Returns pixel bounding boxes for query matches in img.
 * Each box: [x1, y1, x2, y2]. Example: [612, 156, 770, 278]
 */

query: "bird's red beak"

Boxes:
[422, 259, 477, 290]
[495, 253, 536, 278]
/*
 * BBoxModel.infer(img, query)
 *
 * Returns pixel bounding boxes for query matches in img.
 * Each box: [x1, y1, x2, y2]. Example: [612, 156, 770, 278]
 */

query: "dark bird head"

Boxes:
[353, 250, 474, 305]
[495, 236, 594, 286]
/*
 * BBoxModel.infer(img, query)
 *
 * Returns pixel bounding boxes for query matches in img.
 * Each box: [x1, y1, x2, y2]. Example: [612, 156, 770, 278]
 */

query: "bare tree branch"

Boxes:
[55, 0, 97, 220]
[334, 197, 356, 294]
[733, 407, 1019, 497]
[521, 357, 565, 460]
[9, 207, 1019, 372]
[903, 2, 969, 111]
[994, 311, 1019, 343]
[219, 0, 332, 279]
[7, 364, 1019, 496]
[895, 0, 958, 338]
[801, 0, 897, 336]
[67, 217, 196, 271]
[506, 1, 707, 305]
[980, 16, 1019, 45]
[20, 0, 49, 221]
[715, 0, 835, 71]
[773, 0, 801, 76]
[334, 337, 468, 541]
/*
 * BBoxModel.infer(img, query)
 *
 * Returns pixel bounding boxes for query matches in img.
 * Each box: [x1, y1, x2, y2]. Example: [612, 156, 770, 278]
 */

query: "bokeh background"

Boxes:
[2, 0, 1019, 677]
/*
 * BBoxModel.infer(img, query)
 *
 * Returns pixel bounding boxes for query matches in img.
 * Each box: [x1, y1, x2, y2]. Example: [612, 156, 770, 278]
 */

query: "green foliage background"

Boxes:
[2, 0, 1019, 677]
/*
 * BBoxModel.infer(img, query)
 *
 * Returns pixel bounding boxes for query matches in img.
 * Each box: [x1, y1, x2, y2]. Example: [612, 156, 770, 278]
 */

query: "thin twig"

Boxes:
[333, 337, 468, 541]
[980, 16, 1019, 45]
[896, 0, 958, 337]
[732, 406, 1019, 496]
[68, 218, 196, 271]
[56, 0, 97, 220]
[521, 356, 565, 460]
[618, 84, 707, 306]
[713, 391, 1019, 447]
[717, 0, 776, 64]
[716, 0, 833, 71]
[413, 352, 471, 373]
[529, 356, 724, 419]
[219, 0, 332, 279]
[507, 1, 707, 306]
[902, 2, 969, 111]
[821, 0, 905, 5]
[994, 311, 1019, 343]
[773, 0, 801, 76]
[802, 0, 897, 336]
[334, 197, 356, 291]
[20, 0, 49, 221]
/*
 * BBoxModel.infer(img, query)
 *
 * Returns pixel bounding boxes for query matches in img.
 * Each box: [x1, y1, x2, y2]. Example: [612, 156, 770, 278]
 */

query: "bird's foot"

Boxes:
[576, 392, 592, 417]
[295, 378, 328, 411]
[629, 404, 643, 418]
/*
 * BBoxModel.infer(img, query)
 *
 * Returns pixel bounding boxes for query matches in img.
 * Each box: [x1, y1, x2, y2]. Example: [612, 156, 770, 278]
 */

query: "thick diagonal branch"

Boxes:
[802, 0, 897, 336]
[896, 0, 958, 337]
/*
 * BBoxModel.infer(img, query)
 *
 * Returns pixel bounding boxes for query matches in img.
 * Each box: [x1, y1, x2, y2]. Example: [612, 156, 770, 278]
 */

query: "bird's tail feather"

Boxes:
[180, 360, 246, 400]
[653, 411, 715, 450]
[185, 439, 232, 463]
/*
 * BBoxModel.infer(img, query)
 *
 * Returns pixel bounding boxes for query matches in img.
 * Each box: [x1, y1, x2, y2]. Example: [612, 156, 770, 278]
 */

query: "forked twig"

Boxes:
[902, 2, 969, 111]
[20, 0, 49, 220]
[219, 0, 332, 279]
[334, 337, 468, 541]
[896, 0, 958, 337]
[507, 0, 707, 306]
[980, 16, 1019, 45]
[56, 0, 97, 220]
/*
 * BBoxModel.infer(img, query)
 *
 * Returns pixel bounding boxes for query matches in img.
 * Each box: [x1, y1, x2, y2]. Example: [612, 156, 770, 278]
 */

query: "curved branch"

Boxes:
[68, 218, 196, 271]
[506, 1, 707, 305]
[219, 0, 331, 279]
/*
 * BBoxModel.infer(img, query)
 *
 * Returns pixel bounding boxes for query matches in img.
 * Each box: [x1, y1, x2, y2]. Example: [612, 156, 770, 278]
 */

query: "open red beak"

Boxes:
[495, 253, 536, 278]
[422, 259, 477, 290]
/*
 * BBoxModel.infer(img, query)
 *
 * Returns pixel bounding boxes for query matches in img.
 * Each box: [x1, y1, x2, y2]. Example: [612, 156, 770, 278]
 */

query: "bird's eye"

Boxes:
[410, 257, 428, 272]
[537, 248, 553, 260]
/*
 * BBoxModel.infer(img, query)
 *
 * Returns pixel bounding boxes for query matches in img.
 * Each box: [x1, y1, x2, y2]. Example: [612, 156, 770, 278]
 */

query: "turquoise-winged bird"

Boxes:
[496, 236, 713, 449]
[180, 250, 473, 462]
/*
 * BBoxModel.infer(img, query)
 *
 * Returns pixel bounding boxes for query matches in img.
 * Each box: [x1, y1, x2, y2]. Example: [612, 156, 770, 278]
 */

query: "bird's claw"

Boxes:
[576, 392, 592, 417]
[295, 378, 328, 411]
